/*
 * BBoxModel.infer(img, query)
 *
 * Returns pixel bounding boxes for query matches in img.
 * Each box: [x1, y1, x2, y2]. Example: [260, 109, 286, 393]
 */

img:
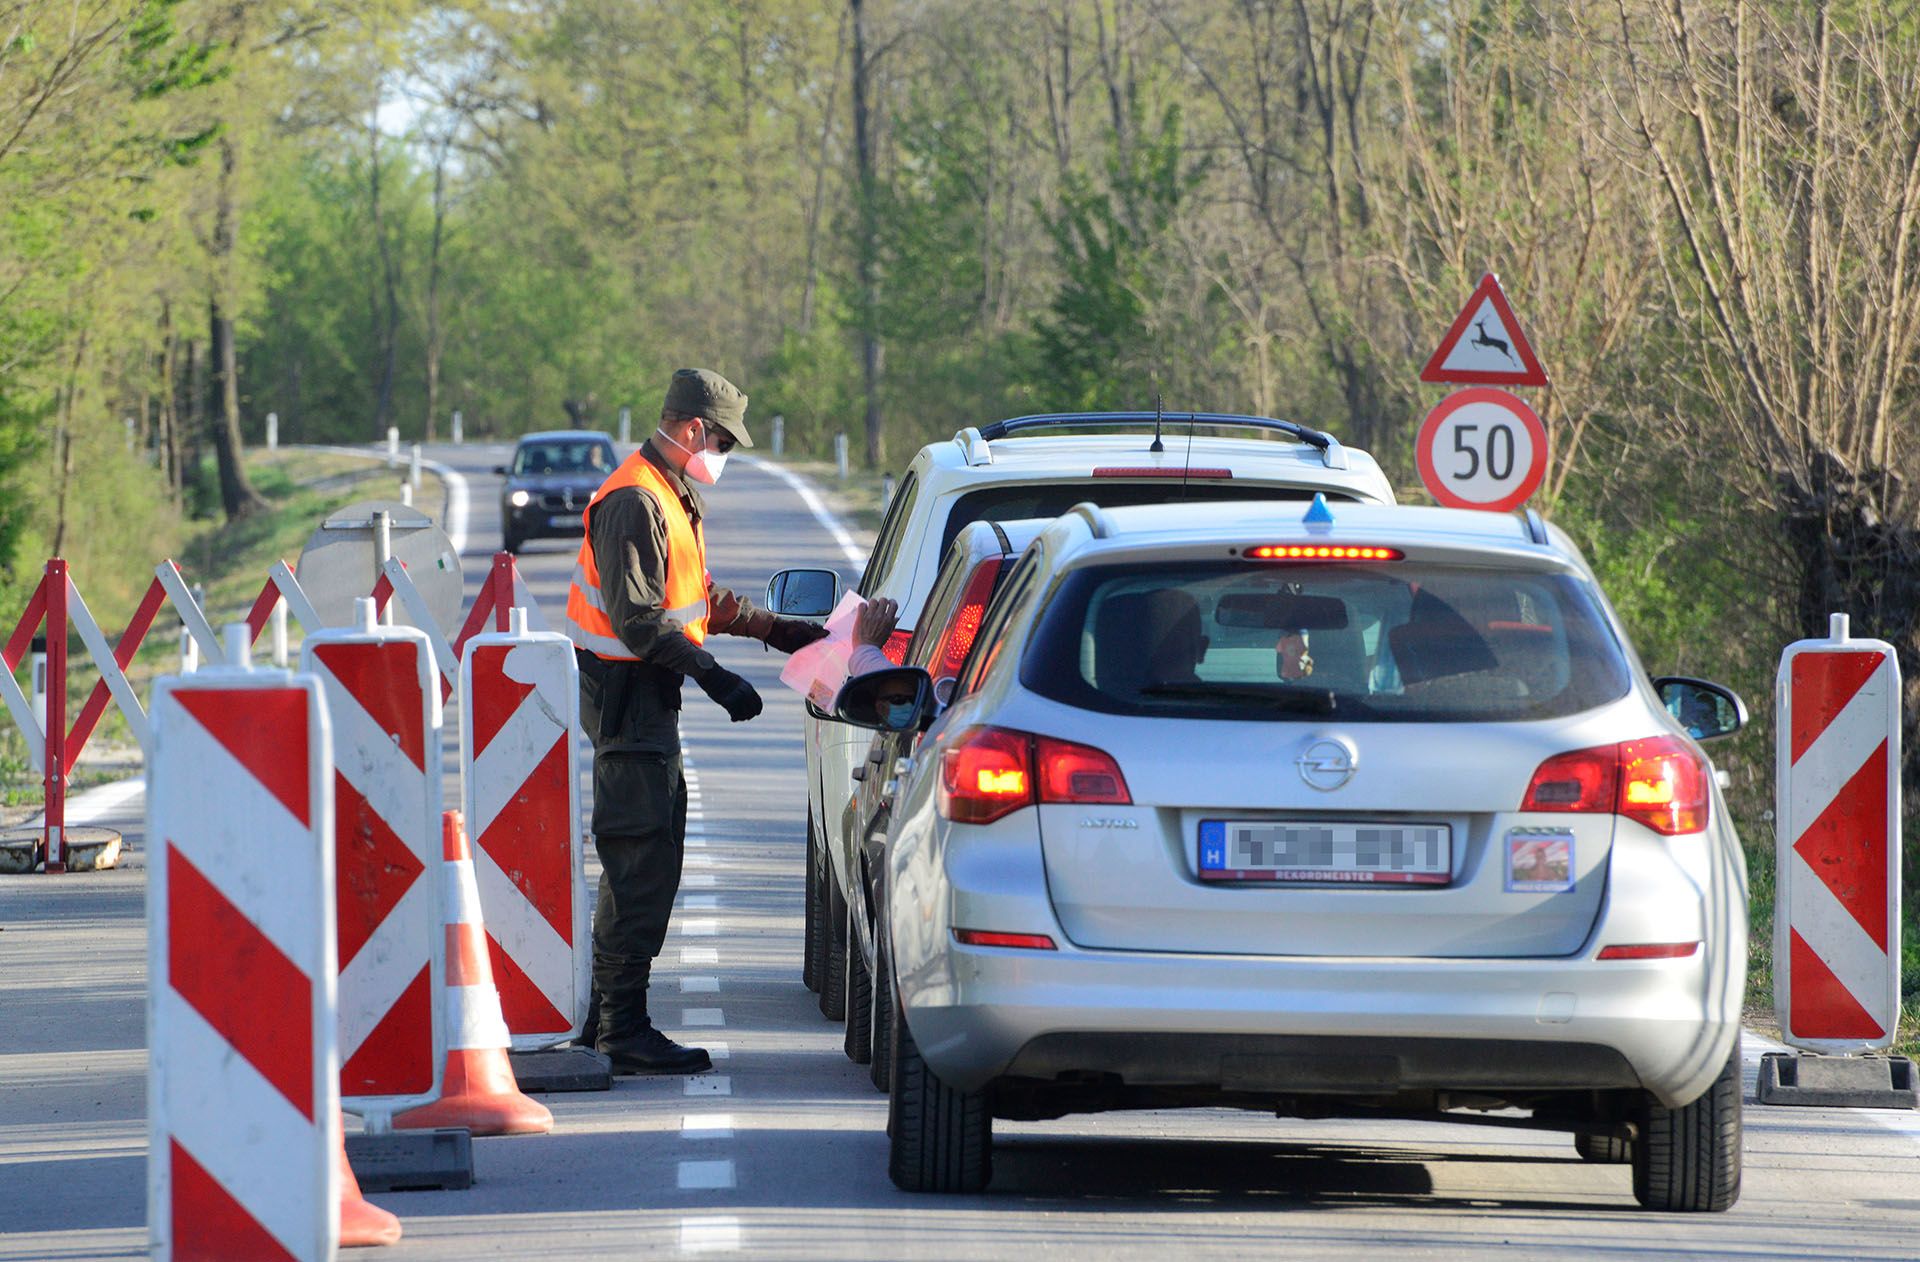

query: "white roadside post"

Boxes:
[267, 412, 279, 450]
[1758, 613, 1915, 1108]
[147, 624, 340, 1260]
[386, 427, 400, 466]
[451, 410, 463, 446]
[409, 444, 422, 489]
[618, 406, 632, 446]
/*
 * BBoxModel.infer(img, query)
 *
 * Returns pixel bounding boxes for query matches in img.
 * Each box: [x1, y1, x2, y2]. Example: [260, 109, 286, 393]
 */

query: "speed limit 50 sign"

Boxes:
[1414, 387, 1548, 512]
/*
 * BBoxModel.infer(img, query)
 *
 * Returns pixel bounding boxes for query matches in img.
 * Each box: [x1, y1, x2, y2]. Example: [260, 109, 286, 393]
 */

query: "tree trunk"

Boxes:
[209, 136, 267, 520]
[369, 107, 399, 437]
[850, 0, 884, 470]
[50, 333, 86, 558]
[424, 142, 447, 443]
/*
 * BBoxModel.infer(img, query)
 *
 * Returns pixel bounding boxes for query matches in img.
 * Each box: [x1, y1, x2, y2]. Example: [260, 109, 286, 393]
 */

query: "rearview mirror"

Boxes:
[1215, 591, 1349, 630]
[834, 666, 933, 732]
[1654, 676, 1747, 741]
[492, 464, 509, 476]
[767, 568, 839, 620]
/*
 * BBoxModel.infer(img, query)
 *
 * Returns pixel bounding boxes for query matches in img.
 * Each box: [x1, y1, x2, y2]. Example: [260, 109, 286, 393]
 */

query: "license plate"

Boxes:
[1198, 820, 1451, 885]
[548, 514, 581, 528]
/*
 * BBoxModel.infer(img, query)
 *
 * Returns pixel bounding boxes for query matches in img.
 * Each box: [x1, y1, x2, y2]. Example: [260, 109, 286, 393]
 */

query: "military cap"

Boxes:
[663, 368, 752, 448]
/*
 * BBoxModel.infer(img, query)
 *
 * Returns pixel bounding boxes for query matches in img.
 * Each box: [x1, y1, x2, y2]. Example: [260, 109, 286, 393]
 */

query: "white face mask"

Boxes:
[661, 423, 730, 485]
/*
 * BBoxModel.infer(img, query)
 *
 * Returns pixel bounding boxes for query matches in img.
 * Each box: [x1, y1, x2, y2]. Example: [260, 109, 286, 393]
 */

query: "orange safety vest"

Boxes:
[566, 449, 710, 660]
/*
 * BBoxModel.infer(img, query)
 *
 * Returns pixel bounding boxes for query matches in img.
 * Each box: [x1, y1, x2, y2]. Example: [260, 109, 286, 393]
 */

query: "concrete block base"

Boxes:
[345, 1127, 474, 1192]
[510, 1047, 612, 1093]
[1757, 1052, 1920, 1109]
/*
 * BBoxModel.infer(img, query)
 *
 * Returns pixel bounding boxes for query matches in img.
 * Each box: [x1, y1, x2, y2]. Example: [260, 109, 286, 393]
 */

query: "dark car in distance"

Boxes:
[497, 430, 619, 553]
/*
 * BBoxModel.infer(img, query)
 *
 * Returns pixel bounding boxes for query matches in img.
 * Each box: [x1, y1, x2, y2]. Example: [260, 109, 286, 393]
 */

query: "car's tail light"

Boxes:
[1522, 736, 1710, 836]
[1617, 736, 1709, 835]
[1034, 735, 1130, 804]
[929, 558, 1003, 678]
[1245, 544, 1403, 561]
[953, 928, 1057, 950]
[881, 628, 911, 665]
[1092, 466, 1232, 479]
[938, 726, 1131, 824]
[1521, 746, 1618, 812]
[1597, 941, 1700, 960]
[940, 726, 1033, 824]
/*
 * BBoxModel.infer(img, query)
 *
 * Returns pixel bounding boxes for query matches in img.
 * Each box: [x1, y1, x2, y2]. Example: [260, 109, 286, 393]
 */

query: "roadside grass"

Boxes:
[0, 449, 431, 811]
[775, 457, 893, 535]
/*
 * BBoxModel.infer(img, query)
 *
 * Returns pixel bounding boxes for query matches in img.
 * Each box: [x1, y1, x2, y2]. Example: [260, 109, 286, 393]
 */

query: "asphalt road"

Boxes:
[4, 440, 1920, 1259]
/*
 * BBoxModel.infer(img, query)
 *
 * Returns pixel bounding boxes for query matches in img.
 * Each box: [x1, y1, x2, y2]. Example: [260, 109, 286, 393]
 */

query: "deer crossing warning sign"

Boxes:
[1421, 273, 1549, 388]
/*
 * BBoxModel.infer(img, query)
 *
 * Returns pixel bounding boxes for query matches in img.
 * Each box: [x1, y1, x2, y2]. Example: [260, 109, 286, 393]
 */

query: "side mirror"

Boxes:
[767, 568, 840, 619]
[1654, 676, 1747, 741]
[492, 464, 509, 476]
[833, 666, 933, 733]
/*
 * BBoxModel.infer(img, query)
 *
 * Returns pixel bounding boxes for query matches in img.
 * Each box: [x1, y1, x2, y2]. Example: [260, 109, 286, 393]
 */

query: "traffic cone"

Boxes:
[336, 1110, 402, 1248]
[393, 811, 553, 1136]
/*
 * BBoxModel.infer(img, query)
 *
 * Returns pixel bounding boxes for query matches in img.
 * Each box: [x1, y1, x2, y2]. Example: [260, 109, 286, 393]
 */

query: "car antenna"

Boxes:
[1150, 390, 1165, 453]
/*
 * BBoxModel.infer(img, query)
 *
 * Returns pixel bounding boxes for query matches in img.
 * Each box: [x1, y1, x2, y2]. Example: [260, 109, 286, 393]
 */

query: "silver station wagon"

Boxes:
[834, 498, 1750, 1210]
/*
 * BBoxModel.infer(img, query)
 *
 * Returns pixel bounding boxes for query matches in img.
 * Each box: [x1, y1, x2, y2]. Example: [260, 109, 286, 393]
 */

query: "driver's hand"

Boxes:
[854, 597, 900, 648]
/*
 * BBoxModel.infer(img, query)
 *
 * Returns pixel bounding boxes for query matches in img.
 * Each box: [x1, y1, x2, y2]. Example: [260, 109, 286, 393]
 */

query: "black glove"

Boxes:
[765, 618, 829, 655]
[699, 665, 763, 722]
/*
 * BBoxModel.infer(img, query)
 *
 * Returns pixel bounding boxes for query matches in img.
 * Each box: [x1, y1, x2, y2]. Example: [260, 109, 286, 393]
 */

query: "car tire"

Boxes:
[868, 917, 893, 1093]
[1632, 1050, 1741, 1212]
[1574, 1131, 1632, 1164]
[844, 901, 872, 1064]
[502, 530, 523, 555]
[887, 987, 991, 1193]
[802, 818, 822, 994]
[819, 872, 848, 1021]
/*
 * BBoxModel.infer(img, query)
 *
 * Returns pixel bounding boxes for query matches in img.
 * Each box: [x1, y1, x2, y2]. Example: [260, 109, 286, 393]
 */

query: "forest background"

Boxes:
[4, 1, 1919, 1008]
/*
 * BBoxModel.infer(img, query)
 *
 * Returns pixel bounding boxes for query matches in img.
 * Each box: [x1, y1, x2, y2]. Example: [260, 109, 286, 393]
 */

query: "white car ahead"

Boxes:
[771, 412, 1396, 1027]
[833, 498, 1750, 1210]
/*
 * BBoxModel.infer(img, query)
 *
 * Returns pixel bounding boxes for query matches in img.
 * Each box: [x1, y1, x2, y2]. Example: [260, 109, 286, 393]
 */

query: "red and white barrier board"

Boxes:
[461, 612, 586, 1050]
[1775, 614, 1903, 1052]
[147, 630, 339, 1260]
[302, 600, 446, 1121]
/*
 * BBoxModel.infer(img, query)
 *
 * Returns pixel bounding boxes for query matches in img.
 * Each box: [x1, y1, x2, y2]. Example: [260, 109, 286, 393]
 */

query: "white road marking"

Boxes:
[681, 1113, 734, 1138]
[705, 1041, 730, 1060]
[680, 976, 720, 993]
[683, 895, 719, 910]
[681, 947, 720, 965]
[739, 454, 866, 567]
[680, 919, 718, 936]
[685, 854, 716, 869]
[682, 873, 717, 889]
[677, 1160, 735, 1191]
[681, 1008, 725, 1027]
[679, 1216, 740, 1252]
[685, 1075, 732, 1097]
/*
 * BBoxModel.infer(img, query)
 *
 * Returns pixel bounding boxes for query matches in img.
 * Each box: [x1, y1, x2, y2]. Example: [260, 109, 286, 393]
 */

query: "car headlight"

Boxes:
[509, 490, 531, 507]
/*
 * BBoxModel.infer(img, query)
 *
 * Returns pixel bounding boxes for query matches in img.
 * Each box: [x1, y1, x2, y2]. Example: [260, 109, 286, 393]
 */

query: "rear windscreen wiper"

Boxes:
[1138, 683, 1337, 714]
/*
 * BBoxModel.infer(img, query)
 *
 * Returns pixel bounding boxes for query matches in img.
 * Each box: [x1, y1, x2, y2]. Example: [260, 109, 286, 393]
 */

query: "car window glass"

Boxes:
[956, 553, 1043, 697]
[1022, 561, 1631, 723]
[514, 440, 613, 475]
[858, 472, 919, 596]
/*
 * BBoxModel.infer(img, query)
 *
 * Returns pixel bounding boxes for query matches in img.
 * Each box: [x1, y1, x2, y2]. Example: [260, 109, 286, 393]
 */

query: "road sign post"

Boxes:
[1414, 387, 1548, 512]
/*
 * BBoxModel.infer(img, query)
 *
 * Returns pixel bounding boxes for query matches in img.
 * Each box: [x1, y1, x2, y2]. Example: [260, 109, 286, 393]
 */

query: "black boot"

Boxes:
[597, 961, 711, 1076]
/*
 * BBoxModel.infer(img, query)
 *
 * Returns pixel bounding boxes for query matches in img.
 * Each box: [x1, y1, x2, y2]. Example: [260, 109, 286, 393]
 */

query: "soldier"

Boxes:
[566, 368, 825, 1073]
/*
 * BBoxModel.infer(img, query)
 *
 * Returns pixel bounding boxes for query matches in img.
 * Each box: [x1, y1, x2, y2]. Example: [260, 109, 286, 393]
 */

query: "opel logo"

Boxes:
[563, 490, 576, 510]
[1297, 736, 1357, 791]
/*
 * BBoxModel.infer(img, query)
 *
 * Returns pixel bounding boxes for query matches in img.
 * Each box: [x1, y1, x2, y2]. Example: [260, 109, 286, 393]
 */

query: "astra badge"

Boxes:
[1296, 737, 1357, 791]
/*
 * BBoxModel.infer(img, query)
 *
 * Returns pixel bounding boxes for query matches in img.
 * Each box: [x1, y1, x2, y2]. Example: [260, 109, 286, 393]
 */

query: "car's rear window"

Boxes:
[1021, 560, 1631, 723]
[940, 483, 1349, 558]
[513, 440, 615, 475]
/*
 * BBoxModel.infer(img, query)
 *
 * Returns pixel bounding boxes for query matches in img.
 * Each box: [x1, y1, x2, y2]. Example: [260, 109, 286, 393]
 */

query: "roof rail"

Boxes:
[973, 412, 1349, 470]
[1068, 501, 1115, 539]
[952, 426, 993, 467]
[1522, 507, 1550, 545]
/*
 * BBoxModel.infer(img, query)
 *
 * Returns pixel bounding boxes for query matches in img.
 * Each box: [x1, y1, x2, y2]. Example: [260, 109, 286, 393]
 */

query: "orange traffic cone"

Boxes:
[394, 811, 553, 1136]
[337, 1110, 402, 1248]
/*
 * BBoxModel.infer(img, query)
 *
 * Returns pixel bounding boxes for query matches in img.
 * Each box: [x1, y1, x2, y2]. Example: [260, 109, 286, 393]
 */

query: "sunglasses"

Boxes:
[693, 421, 738, 455]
